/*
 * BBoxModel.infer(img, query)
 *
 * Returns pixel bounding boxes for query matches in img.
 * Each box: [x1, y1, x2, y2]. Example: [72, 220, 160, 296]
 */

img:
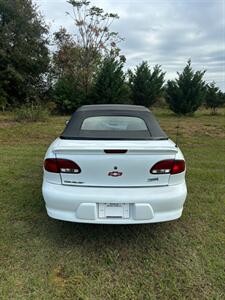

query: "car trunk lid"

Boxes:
[53, 139, 178, 187]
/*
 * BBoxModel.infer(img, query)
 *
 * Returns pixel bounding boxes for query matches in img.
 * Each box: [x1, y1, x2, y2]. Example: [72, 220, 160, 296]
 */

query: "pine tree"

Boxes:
[205, 82, 225, 114]
[0, 0, 49, 108]
[91, 57, 130, 104]
[166, 59, 206, 115]
[129, 61, 165, 107]
[54, 72, 89, 114]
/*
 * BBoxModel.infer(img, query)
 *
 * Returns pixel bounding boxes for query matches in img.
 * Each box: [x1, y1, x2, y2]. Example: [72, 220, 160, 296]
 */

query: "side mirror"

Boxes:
[65, 120, 69, 126]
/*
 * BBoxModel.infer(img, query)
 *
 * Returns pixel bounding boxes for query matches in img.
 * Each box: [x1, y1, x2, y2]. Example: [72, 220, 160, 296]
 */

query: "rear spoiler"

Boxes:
[53, 147, 178, 156]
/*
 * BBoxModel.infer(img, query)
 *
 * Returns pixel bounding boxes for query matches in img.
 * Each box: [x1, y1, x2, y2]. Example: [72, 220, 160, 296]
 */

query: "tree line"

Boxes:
[0, 0, 224, 115]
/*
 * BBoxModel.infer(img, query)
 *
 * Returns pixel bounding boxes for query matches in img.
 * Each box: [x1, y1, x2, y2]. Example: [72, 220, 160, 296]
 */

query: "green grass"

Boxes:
[0, 108, 224, 300]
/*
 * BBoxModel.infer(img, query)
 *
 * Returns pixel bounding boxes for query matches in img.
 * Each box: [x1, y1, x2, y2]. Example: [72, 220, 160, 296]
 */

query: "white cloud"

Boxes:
[35, 0, 225, 90]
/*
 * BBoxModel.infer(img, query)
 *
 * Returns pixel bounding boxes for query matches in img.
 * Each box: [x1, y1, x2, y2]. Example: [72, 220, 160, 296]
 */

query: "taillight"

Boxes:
[170, 160, 185, 174]
[44, 158, 81, 174]
[150, 160, 185, 175]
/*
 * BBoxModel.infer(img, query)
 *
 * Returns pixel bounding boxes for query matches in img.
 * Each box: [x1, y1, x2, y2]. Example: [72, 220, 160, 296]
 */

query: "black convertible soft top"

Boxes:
[60, 105, 168, 140]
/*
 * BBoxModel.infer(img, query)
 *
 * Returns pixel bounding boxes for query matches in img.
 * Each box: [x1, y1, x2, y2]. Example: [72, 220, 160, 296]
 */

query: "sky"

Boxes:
[35, 0, 225, 91]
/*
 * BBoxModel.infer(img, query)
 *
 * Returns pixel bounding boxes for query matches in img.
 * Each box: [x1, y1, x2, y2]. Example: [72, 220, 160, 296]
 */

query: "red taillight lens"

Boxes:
[150, 160, 185, 175]
[171, 160, 185, 174]
[44, 158, 59, 173]
[44, 158, 81, 174]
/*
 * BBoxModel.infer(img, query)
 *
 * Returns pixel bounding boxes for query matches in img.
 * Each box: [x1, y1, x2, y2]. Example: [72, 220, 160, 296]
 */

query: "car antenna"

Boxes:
[175, 117, 180, 148]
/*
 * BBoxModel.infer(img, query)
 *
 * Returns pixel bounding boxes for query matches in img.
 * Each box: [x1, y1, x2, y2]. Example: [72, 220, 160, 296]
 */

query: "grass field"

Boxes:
[0, 108, 224, 300]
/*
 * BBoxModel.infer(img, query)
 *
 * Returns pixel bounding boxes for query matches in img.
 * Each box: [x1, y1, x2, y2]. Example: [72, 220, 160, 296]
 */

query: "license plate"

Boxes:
[98, 203, 129, 219]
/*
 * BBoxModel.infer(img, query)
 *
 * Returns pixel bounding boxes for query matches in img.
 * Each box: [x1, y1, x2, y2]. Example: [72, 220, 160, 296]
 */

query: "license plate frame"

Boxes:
[98, 203, 129, 219]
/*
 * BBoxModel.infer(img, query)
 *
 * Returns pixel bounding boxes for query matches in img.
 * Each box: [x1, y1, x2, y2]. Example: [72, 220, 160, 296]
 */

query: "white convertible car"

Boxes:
[42, 105, 187, 224]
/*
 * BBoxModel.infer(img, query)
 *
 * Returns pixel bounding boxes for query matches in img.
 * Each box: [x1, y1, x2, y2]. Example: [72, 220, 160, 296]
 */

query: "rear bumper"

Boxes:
[42, 181, 187, 224]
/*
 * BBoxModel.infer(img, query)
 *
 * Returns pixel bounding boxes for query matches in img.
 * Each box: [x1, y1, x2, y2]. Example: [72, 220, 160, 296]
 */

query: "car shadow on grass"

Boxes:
[38, 215, 181, 251]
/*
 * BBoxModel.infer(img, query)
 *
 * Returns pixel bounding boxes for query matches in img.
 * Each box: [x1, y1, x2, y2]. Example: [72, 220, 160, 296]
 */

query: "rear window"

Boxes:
[81, 116, 148, 131]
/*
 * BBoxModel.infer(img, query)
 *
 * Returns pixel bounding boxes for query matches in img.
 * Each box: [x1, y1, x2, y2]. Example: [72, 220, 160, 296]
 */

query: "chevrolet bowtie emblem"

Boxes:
[108, 171, 123, 177]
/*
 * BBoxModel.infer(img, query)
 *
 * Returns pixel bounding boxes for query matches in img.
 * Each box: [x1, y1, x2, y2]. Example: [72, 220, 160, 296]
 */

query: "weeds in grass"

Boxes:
[13, 104, 49, 122]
